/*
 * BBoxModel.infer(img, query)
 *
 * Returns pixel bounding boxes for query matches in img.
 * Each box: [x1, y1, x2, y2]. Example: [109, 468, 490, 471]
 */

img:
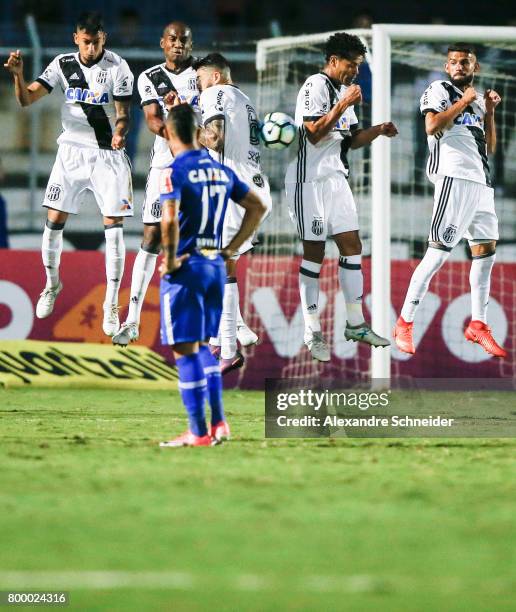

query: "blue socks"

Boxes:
[198, 345, 225, 425]
[176, 354, 207, 437]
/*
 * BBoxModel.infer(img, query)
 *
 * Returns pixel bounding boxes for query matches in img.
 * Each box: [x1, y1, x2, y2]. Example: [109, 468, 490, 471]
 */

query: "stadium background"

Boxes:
[0, 2, 514, 385]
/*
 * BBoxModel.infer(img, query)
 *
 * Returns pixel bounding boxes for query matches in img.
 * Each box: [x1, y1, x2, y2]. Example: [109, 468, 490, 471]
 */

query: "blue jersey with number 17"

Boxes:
[159, 149, 249, 256]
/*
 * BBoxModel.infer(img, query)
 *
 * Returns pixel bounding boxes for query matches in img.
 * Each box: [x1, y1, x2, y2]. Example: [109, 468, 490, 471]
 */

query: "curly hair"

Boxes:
[324, 32, 367, 62]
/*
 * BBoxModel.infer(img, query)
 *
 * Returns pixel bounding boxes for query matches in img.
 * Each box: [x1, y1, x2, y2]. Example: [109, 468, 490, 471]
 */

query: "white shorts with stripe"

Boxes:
[429, 176, 498, 249]
[42, 143, 133, 217]
[285, 172, 358, 241]
[222, 176, 272, 256]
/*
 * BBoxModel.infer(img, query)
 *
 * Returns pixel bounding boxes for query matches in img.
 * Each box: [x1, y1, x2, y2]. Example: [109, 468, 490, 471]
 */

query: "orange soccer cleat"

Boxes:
[210, 421, 231, 442]
[393, 317, 415, 354]
[159, 431, 213, 448]
[464, 320, 507, 358]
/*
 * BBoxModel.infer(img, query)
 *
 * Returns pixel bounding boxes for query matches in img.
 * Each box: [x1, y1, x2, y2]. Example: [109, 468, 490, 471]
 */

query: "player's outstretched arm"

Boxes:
[350, 122, 398, 149]
[4, 51, 48, 107]
[304, 85, 362, 145]
[484, 89, 501, 155]
[220, 191, 266, 259]
[424, 86, 477, 135]
[112, 100, 131, 150]
[201, 119, 225, 153]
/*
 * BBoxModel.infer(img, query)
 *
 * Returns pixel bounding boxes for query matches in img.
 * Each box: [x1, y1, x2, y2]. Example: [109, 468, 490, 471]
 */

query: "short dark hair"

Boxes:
[193, 53, 231, 72]
[324, 32, 367, 62]
[448, 43, 477, 55]
[76, 11, 104, 34]
[166, 103, 197, 145]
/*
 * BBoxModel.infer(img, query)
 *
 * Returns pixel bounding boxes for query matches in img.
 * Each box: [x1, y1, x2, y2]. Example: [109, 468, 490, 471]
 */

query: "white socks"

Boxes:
[42, 220, 64, 288]
[299, 259, 322, 336]
[104, 224, 125, 307]
[470, 253, 495, 323]
[338, 255, 365, 327]
[401, 247, 450, 322]
[220, 277, 239, 360]
[127, 248, 158, 325]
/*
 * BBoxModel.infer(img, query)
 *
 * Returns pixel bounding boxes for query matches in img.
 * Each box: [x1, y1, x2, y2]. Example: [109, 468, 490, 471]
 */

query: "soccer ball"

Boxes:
[260, 112, 297, 150]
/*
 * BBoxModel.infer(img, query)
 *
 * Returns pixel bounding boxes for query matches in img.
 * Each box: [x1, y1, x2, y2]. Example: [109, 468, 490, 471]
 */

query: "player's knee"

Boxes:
[141, 225, 161, 254]
[470, 240, 496, 258]
[428, 241, 452, 253]
[302, 240, 325, 263]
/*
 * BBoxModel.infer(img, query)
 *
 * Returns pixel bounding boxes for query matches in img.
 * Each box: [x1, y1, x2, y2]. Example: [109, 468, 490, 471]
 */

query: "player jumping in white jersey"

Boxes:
[394, 44, 506, 358]
[4, 12, 134, 336]
[285, 33, 398, 362]
[195, 53, 272, 374]
[112, 21, 201, 347]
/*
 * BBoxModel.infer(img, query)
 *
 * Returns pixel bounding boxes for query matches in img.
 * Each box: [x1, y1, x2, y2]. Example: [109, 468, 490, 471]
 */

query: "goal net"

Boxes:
[243, 25, 516, 384]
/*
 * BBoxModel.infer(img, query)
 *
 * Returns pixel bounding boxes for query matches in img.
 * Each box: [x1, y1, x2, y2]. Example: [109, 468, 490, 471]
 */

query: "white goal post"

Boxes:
[256, 24, 516, 384]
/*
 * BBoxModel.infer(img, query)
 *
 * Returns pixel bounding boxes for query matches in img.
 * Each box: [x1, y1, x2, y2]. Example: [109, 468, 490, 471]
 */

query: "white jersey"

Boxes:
[199, 84, 265, 186]
[420, 80, 490, 186]
[37, 50, 133, 150]
[138, 62, 201, 169]
[285, 72, 358, 184]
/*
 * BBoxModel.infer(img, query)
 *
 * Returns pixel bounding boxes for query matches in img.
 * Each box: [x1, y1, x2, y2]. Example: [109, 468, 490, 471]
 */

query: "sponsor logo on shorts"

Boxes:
[443, 225, 457, 243]
[121, 199, 132, 211]
[46, 184, 62, 202]
[311, 216, 324, 236]
[96, 70, 108, 84]
[252, 174, 265, 188]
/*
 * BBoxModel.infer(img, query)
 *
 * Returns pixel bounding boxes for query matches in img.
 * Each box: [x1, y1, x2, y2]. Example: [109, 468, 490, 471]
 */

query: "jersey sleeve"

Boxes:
[300, 76, 330, 121]
[420, 81, 449, 116]
[138, 71, 159, 108]
[159, 167, 183, 202]
[228, 169, 250, 203]
[200, 87, 226, 126]
[36, 56, 60, 92]
[113, 59, 134, 101]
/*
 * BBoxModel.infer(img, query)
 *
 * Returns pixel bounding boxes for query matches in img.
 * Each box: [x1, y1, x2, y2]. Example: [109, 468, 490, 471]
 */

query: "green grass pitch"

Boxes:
[0, 388, 515, 611]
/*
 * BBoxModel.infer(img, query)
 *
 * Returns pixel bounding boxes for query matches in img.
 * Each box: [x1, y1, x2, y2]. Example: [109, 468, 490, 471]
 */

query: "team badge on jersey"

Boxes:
[312, 216, 324, 236]
[443, 225, 457, 243]
[96, 70, 108, 84]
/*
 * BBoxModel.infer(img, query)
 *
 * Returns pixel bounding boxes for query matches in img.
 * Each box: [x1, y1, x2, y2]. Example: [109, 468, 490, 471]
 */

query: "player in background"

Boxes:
[195, 53, 273, 374]
[159, 104, 265, 447]
[4, 12, 133, 336]
[285, 33, 398, 362]
[112, 21, 200, 346]
[394, 44, 506, 358]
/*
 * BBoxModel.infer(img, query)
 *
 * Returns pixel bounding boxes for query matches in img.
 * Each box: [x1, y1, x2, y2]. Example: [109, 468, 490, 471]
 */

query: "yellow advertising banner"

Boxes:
[0, 341, 178, 390]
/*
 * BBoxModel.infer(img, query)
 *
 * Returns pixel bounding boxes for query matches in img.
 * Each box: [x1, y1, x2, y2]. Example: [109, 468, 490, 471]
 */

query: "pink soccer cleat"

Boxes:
[464, 320, 507, 358]
[393, 317, 415, 354]
[210, 421, 231, 442]
[220, 351, 244, 376]
[159, 431, 213, 447]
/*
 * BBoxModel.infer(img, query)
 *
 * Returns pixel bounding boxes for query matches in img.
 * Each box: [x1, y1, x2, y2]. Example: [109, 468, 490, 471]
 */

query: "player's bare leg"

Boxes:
[465, 240, 506, 357]
[160, 341, 213, 448]
[36, 208, 67, 319]
[216, 257, 245, 375]
[300, 240, 330, 361]
[334, 230, 390, 348]
[394, 243, 451, 354]
[102, 215, 125, 336]
[113, 223, 160, 346]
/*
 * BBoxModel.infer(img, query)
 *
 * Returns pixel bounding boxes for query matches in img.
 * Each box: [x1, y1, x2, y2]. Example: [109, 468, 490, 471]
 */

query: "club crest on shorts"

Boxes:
[46, 183, 62, 202]
[312, 216, 324, 236]
[443, 224, 457, 243]
[151, 201, 162, 218]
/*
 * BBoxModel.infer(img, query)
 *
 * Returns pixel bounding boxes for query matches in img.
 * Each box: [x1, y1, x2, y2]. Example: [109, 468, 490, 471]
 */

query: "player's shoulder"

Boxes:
[102, 49, 128, 68]
[200, 84, 226, 103]
[49, 52, 77, 66]
[138, 62, 165, 84]
[303, 73, 326, 88]
[425, 79, 450, 93]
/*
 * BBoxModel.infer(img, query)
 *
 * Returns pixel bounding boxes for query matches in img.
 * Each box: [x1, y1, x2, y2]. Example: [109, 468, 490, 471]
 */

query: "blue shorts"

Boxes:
[160, 252, 226, 345]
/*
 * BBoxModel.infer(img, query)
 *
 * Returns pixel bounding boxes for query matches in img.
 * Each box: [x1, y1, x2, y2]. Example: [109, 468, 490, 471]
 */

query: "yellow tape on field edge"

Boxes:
[0, 340, 178, 390]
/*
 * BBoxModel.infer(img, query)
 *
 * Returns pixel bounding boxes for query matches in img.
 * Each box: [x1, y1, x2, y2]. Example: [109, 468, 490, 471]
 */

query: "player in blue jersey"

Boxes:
[158, 103, 266, 447]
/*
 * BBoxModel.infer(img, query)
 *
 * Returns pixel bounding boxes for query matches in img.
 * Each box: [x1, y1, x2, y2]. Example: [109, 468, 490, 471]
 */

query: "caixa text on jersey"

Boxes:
[65, 87, 109, 105]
